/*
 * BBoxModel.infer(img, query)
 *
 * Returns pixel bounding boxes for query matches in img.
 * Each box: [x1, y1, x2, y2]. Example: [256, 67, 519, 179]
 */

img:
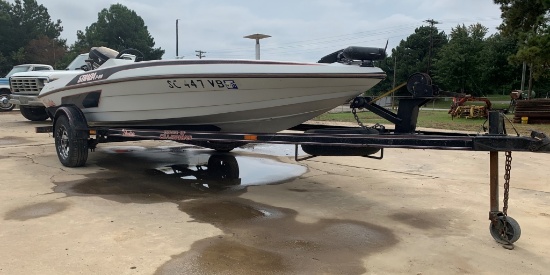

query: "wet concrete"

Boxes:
[48, 145, 398, 274]
[53, 146, 307, 201]
[5, 201, 70, 221]
[0, 136, 30, 146]
[390, 210, 452, 230]
[155, 198, 397, 275]
[3, 111, 550, 274]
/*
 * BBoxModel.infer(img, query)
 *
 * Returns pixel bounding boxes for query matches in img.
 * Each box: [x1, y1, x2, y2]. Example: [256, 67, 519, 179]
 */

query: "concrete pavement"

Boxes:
[1, 111, 549, 274]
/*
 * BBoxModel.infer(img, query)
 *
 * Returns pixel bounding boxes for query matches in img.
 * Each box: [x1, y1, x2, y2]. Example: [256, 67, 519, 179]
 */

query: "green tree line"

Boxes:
[373, 23, 549, 97]
[0, 0, 164, 75]
[1, 0, 548, 96]
[372, 1, 550, 97]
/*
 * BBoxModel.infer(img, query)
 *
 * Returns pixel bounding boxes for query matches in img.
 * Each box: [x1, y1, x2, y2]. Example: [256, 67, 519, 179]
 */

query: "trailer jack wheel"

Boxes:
[489, 215, 521, 245]
[54, 115, 88, 167]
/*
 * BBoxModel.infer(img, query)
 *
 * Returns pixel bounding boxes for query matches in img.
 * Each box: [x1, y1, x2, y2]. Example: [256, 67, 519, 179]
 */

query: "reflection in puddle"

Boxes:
[98, 146, 307, 191]
[54, 146, 308, 197]
[153, 153, 307, 190]
[235, 143, 305, 157]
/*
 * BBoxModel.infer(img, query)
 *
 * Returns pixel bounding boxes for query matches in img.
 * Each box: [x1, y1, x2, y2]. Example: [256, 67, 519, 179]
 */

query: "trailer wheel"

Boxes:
[489, 216, 521, 244]
[55, 115, 88, 167]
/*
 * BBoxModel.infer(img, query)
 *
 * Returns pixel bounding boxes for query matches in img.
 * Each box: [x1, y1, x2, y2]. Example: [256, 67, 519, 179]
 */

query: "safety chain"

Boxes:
[352, 108, 367, 129]
[503, 151, 512, 216]
[351, 108, 385, 131]
[501, 151, 513, 246]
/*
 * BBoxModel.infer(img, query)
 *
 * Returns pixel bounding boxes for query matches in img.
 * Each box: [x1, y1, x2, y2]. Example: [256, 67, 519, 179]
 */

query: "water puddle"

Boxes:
[53, 146, 307, 201]
[155, 198, 397, 275]
[5, 201, 70, 221]
[96, 146, 307, 191]
[49, 145, 398, 274]
[235, 143, 305, 157]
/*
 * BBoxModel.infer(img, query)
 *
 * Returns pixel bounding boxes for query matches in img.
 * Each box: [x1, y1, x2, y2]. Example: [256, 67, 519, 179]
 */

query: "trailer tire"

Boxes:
[20, 106, 49, 121]
[54, 115, 88, 167]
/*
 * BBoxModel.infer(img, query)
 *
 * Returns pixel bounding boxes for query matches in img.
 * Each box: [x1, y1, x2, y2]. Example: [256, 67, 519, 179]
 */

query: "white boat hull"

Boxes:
[38, 60, 385, 133]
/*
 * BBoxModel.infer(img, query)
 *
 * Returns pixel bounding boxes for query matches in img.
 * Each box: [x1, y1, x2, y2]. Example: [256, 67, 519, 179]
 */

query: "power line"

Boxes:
[208, 23, 424, 55]
[200, 16, 500, 60]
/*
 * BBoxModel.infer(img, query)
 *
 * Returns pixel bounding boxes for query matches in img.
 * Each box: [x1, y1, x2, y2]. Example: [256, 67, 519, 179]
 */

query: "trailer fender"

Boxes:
[52, 106, 89, 139]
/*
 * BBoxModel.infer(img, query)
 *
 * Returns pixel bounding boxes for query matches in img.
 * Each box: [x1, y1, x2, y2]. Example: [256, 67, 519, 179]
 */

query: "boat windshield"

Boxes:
[5, 65, 31, 78]
[65, 54, 89, 70]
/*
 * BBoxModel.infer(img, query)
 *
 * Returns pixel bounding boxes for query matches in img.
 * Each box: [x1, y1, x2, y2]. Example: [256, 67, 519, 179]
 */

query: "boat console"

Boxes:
[81, 47, 142, 71]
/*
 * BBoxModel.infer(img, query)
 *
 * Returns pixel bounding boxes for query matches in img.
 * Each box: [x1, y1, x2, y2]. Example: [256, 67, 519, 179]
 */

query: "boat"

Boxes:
[32, 46, 386, 133]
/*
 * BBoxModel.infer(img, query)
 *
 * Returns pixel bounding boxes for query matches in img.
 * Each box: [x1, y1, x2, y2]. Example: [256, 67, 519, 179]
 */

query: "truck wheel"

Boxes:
[54, 115, 88, 167]
[20, 106, 49, 121]
[0, 90, 15, 112]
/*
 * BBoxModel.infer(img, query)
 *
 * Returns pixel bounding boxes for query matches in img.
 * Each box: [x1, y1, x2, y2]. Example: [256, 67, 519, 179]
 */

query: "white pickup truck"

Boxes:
[1, 64, 53, 112]
[8, 54, 88, 120]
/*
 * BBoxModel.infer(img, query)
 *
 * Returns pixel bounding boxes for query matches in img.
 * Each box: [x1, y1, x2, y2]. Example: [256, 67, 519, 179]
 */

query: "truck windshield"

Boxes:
[5, 66, 31, 78]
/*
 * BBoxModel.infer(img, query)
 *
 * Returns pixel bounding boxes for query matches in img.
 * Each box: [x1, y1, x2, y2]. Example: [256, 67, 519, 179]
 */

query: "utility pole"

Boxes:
[520, 61, 526, 92]
[392, 55, 397, 110]
[424, 19, 440, 75]
[195, 50, 206, 59]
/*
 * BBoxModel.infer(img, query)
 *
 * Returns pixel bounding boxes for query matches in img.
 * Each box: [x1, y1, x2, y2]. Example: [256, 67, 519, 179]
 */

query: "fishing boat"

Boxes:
[29, 46, 386, 133]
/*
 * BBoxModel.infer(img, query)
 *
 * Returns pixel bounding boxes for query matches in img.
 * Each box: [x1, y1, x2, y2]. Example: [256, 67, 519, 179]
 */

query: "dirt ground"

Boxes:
[0, 111, 549, 275]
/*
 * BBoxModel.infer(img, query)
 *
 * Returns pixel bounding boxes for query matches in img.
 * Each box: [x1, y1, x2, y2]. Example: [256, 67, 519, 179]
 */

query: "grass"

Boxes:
[313, 109, 550, 136]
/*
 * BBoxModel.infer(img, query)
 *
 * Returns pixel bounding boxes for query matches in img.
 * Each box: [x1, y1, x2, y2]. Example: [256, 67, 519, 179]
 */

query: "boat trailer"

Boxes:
[36, 73, 550, 248]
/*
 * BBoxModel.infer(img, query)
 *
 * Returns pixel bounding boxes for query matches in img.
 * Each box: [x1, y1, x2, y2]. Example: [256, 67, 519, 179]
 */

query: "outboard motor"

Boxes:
[86, 47, 120, 70]
[318, 46, 387, 66]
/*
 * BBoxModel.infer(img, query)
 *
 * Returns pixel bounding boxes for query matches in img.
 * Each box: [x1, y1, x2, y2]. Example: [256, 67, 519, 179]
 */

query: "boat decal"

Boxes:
[167, 79, 238, 90]
[77, 72, 104, 83]
[224, 80, 239, 89]
[159, 130, 192, 141]
[121, 129, 136, 137]
[61, 90, 101, 109]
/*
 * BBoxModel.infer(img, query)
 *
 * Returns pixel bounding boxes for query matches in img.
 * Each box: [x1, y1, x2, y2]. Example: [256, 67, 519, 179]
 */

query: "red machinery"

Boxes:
[449, 96, 492, 119]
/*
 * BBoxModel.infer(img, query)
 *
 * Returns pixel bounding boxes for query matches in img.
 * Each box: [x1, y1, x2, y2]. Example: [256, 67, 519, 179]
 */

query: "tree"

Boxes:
[494, 0, 550, 79]
[74, 4, 164, 60]
[25, 35, 67, 68]
[0, 0, 65, 74]
[369, 26, 447, 95]
[433, 24, 488, 94]
[479, 33, 522, 94]
[0, 1, 14, 74]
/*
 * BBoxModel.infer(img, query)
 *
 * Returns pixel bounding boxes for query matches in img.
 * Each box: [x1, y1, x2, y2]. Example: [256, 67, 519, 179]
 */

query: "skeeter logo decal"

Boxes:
[77, 72, 104, 83]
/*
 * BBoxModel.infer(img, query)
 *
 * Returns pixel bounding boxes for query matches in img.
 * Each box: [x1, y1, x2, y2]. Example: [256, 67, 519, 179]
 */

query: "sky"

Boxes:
[10, 0, 503, 62]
